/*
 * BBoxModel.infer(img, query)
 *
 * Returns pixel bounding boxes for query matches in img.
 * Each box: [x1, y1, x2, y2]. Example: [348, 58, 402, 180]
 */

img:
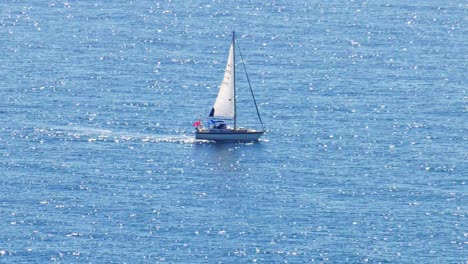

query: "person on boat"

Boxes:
[214, 121, 226, 129]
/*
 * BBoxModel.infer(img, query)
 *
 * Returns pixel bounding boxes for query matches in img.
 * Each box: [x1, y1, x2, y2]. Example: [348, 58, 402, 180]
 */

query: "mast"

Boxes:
[232, 31, 236, 130]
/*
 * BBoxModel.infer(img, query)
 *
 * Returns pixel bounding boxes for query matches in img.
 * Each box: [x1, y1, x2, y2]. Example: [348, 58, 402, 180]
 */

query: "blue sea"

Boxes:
[1, 1, 466, 263]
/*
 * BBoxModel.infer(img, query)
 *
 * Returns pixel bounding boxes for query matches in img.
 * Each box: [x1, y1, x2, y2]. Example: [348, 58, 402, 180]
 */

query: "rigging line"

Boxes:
[235, 39, 265, 130]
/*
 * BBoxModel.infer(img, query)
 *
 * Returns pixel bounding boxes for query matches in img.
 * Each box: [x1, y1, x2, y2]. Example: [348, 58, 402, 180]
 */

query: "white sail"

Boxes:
[209, 43, 235, 119]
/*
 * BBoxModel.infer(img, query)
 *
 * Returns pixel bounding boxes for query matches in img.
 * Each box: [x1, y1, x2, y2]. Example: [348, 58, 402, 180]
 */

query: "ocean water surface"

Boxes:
[1, 0, 466, 263]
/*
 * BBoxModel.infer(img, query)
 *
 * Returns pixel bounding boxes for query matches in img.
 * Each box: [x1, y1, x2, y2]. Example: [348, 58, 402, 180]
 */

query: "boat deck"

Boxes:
[195, 128, 264, 141]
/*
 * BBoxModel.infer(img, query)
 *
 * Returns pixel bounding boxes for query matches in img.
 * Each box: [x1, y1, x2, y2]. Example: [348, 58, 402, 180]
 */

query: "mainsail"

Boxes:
[209, 43, 235, 119]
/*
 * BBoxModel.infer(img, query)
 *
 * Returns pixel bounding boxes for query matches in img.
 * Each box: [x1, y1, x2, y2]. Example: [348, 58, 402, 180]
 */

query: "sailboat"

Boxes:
[195, 31, 265, 142]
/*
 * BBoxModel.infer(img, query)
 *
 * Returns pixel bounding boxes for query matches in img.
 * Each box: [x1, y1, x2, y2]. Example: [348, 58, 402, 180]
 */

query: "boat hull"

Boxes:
[195, 128, 264, 142]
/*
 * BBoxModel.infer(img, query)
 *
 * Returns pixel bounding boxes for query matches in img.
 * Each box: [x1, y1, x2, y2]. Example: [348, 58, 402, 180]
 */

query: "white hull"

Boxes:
[196, 128, 264, 142]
